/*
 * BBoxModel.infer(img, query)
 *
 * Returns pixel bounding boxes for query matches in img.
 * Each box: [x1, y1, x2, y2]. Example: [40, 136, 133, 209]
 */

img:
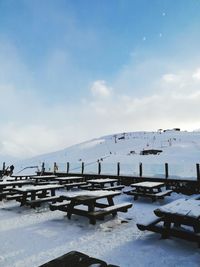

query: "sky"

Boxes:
[0, 0, 200, 159]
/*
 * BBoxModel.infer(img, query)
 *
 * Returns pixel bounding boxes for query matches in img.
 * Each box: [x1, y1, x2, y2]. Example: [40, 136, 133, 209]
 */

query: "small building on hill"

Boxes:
[140, 149, 163, 155]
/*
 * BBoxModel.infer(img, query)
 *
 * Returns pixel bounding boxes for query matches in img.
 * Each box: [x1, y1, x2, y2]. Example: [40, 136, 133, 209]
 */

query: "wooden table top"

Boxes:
[62, 190, 120, 201]
[13, 184, 64, 193]
[154, 199, 200, 219]
[87, 178, 118, 184]
[131, 181, 164, 189]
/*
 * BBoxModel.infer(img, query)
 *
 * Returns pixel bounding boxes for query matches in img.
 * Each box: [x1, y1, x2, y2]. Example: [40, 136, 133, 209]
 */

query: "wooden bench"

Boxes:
[88, 202, 132, 222]
[137, 217, 163, 231]
[125, 189, 172, 202]
[49, 200, 71, 211]
[102, 185, 124, 191]
[79, 184, 92, 190]
[26, 195, 62, 208]
[137, 216, 200, 247]
[34, 181, 59, 185]
[65, 182, 87, 190]
[0, 190, 15, 200]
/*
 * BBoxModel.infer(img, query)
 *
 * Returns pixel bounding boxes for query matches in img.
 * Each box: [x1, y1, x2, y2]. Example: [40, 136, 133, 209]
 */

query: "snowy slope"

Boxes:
[21, 130, 200, 164]
[13, 130, 200, 178]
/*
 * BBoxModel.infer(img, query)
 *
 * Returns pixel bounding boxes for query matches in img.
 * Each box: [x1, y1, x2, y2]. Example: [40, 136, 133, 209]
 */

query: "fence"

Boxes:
[37, 161, 200, 182]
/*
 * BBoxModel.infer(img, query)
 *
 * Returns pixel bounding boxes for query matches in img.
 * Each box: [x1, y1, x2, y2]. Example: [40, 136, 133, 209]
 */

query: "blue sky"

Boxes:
[0, 0, 200, 158]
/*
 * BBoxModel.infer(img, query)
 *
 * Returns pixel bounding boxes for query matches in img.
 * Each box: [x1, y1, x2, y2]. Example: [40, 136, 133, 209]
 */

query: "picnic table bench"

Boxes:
[55, 176, 85, 185]
[102, 185, 125, 191]
[87, 178, 119, 189]
[137, 198, 200, 247]
[31, 175, 57, 184]
[124, 182, 173, 202]
[65, 182, 88, 190]
[49, 190, 132, 224]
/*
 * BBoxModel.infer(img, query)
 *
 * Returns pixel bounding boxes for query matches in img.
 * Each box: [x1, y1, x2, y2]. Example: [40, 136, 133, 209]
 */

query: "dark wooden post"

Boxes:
[165, 163, 169, 179]
[165, 163, 169, 189]
[117, 162, 120, 176]
[98, 162, 101, 175]
[196, 163, 200, 182]
[2, 162, 5, 174]
[66, 162, 70, 174]
[139, 162, 142, 177]
[41, 162, 45, 175]
[53, 162, 58, 174]
[81, 162, 84, 175]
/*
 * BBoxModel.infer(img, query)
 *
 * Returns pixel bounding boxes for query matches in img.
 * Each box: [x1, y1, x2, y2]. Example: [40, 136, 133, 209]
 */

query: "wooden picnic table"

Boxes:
[0, 180, 34, 192]
[12, 184, 64, 206]
[0, 180, 35, 200]
[125, 181, 172, 201]
[31, 175, 58, 183]
[87, 178, 119, 189]
[137, 198, 200, 247]
[50, 190, 132, 224]
[55, 176, 85, 184]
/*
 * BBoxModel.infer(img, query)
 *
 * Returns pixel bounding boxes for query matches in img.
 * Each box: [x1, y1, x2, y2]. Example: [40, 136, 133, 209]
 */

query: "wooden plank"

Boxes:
[89, 202, 132, 217]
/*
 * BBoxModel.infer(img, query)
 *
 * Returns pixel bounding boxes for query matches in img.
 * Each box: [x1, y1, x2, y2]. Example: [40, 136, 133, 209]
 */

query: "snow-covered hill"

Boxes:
[13, 129, 200, 178]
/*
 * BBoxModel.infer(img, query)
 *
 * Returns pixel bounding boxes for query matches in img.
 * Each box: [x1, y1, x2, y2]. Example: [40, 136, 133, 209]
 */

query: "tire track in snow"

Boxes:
[5, 218, 143, 267]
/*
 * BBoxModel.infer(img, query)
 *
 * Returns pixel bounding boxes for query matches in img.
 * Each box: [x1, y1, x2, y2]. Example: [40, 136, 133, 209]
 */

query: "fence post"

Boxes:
[41, 162, 45, 175]
[2, 162, 5, 174]
[66, 162, 70, 174]
[53, 162, 58, 174]
[81, 162, 84, 175]
[139, 162, 142, 177]
[117, 162, 120, 176]
[165, 163, 169, 189]
[165, 163, 169, 179]
[196, 163, 200, 182]
[98, 162, 101, 175]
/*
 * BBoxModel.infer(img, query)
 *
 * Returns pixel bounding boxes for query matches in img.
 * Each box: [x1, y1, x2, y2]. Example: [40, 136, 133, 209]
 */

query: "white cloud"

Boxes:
[192, 68, 200, 80]
[90, 80, 112, 98]
[162, 73, 180, 83]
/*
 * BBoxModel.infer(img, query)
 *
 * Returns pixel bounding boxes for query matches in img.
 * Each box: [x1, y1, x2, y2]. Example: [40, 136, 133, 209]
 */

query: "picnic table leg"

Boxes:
[107, 196, 117, 217]
[88, 202, 96, 225]
[51, 189, 55, 196]
[193, 223, 200, 233]
[21, 192, 28, 206]
[161, 219, 171, 239]
[67, 200, 75, 220]
[40, 190, 46, 198]
[31, 192, 36, 201]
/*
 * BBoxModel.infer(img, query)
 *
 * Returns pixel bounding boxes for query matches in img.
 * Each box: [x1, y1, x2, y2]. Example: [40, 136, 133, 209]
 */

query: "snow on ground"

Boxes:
[1, 130, 200, 266]
[0, 188, 199, 267]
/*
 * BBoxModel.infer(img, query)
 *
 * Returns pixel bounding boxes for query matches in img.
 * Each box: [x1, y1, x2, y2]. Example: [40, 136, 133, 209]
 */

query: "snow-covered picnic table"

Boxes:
[125, 181, 172, 202]
[137, 198, 200, 247]
[154, 198, 200, 221]
[50, 190, 132, 224]
[31, 175, 58, 183]
[87, 178, 119, 189]
[12, 184, 64, 206]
